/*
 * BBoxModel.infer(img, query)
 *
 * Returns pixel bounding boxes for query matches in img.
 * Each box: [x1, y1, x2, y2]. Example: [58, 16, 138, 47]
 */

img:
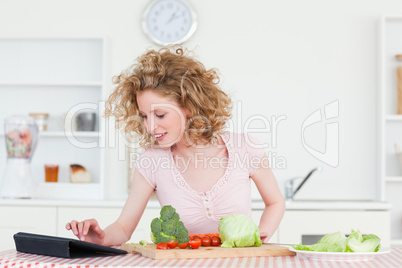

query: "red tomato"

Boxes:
[189, 239, 201, 249]
[192, 235, 201, 241]
[211, 236, 221, 246]
[201, 236, 211, 247]
[156, 242, 168, 250]
[166, 240, 178, 249]
[178, 242, 189, 249]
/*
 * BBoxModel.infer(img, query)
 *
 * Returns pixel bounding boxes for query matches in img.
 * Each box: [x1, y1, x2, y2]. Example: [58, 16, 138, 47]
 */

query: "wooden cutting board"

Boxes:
[120, 243, 296, 260]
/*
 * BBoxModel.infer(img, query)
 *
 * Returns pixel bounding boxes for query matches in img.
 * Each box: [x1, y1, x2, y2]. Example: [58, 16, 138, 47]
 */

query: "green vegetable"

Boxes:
[218, 214, 262, 248]
[150, 205, 190, 244]
[318, 231, 347, 251]
[292, 229, 381, 252]
[139, 240, 148, 246]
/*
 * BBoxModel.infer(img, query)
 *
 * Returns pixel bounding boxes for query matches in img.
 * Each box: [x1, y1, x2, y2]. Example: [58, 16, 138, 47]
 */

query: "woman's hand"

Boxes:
[65, 218, 105, 245]
[260, 231, 268, 243]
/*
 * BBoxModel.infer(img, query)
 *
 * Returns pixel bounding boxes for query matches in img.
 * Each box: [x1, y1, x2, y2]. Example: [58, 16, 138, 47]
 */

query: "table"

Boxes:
[0, 249, 401, 268]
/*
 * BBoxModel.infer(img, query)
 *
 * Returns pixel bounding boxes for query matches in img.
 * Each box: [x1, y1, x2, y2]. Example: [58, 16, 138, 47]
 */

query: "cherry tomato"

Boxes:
[192, 235, 201, 241]
[156, 242, 168, 250]
[189, 239, 201, 249]
[166, 240, 178, 249]
[201, 236, 211, 247]
[178, 242, 189, 249]
[211, 236, 221, 246]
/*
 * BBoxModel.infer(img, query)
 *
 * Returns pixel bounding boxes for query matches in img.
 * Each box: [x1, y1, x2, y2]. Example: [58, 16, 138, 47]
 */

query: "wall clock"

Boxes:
[142, 0, 197, 45]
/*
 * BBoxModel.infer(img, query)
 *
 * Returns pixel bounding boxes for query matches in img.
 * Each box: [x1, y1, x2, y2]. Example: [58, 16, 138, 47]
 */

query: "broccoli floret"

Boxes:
[160, 205, 176, 221]
[150, 205, 190, 244]
[156, 232, 177, 243]
[171, 212, 180, 221]
[150, 232, 157, 244]
[176, 220, 190, 243]
[150, 218, 163, 233]
[176, 220, 185, 230]
[176, 230, 190, 244]
[162, 219, 176, 236]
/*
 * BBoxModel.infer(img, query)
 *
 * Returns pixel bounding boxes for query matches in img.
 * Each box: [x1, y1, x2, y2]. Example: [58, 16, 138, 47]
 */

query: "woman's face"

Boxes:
[137, 89, 189, 148]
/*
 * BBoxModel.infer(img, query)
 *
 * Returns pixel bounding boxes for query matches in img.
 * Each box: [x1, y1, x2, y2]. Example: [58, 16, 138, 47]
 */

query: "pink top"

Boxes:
[135, 132, 265, 234]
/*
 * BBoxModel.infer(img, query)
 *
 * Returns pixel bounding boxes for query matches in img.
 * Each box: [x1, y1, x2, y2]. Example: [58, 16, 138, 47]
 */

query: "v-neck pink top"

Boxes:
[135, 132, 265, 234]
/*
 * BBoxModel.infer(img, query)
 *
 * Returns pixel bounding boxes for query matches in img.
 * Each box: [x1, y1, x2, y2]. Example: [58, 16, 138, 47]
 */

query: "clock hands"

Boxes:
[166, 11, 183, 24]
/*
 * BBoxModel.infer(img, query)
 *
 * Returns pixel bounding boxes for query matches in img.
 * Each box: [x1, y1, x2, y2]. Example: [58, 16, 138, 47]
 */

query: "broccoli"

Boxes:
[151, 218, 163, 233]
[171, 212, 180, 221]
[150, 205, 190, 244]
[160, 205, 176, 221]
[162, 219, 176, 236]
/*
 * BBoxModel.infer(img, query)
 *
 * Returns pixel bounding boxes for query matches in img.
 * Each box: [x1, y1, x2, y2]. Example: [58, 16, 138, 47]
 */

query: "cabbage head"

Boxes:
[218, 214, 262, 248]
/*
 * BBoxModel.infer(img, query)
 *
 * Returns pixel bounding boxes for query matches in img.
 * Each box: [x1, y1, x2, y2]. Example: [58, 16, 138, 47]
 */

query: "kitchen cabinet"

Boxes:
[279, 210, 390, 247]
[0, 201, 389, 251]
[0, 206, 57, 252]
[0, 201, 280, 251]
[379, 16, 402, 247]
[0, 37, 108, 200]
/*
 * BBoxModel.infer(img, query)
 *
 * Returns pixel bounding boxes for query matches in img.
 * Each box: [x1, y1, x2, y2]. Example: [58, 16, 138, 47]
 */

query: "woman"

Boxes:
[66, 46, 285, 246]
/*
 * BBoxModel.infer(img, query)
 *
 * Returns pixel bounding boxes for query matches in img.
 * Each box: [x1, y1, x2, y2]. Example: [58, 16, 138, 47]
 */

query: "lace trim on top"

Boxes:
[169, 132, 234, 197]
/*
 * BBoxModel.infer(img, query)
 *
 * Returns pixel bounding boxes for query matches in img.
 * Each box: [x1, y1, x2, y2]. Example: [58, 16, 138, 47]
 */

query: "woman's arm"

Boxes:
[66, 168, 154, 246]
[250, 153, 286, 243]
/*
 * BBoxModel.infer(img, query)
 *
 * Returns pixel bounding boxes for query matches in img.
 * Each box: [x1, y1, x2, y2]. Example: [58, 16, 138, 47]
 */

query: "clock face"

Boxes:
[142, 0, 197, 45]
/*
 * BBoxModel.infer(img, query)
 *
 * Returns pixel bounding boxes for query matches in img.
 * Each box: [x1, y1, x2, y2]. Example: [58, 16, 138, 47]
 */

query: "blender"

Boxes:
[0, 115, 38, 199]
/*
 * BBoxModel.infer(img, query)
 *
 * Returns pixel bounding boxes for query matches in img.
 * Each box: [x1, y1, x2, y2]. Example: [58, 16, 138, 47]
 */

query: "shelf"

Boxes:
[0, 81, 102, 87]
[385, 115, 402, 121]
[385, 176, 402, 182]
[35, 182, 102, 200]
[0, 131, 100, 138]
[40, 131, 100, 138]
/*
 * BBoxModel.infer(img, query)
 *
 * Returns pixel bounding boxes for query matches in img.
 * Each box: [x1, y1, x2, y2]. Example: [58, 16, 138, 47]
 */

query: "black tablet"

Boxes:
[14, 232, 127, 258]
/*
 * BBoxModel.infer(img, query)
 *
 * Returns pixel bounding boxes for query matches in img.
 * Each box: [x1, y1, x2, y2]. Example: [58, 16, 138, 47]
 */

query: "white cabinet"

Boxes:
[0, 206, 57, 252]
[0, 38, 108, 200]
[0, 204, 388, 251]
[379, 16, 402, 246]
[279, 210, 390, 247]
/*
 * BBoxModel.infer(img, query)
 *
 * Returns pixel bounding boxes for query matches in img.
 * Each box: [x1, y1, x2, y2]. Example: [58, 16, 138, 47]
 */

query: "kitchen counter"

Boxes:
[0, 198, 392, 210]
[0, 248, 400, 268]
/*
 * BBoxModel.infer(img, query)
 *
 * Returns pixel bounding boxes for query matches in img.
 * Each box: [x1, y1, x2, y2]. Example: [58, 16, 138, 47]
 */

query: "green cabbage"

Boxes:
[292, 229, 381, 252]
[218, 214, 262, 248]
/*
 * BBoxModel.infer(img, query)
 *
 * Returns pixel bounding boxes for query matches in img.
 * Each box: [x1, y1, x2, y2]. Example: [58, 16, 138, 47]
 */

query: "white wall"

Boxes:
[1, 0, 402, 200]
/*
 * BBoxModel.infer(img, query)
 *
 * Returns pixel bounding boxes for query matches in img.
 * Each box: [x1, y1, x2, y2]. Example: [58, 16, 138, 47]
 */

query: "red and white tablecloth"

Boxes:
[0, 249, 401, 268]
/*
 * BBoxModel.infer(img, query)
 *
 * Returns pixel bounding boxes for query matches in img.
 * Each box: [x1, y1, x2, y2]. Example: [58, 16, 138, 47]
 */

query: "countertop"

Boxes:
[0, 248, 400, 268]
[0, 198, 392, 210]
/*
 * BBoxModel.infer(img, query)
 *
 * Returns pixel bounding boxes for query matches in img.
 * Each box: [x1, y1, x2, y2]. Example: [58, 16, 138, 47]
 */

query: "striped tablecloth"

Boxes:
[0, 249, 401, 268]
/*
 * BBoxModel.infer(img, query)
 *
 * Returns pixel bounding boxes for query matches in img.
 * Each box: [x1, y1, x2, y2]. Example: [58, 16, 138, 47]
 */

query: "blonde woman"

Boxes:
[66, 46, 285, 246]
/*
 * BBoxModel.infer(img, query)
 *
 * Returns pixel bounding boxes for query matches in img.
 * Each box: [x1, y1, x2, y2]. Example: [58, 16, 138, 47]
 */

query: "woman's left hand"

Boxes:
[260, 231, 268, 243]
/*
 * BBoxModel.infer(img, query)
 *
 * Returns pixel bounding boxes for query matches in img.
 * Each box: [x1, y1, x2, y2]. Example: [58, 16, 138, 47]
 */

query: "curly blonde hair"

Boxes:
[104, 46, 232, 148]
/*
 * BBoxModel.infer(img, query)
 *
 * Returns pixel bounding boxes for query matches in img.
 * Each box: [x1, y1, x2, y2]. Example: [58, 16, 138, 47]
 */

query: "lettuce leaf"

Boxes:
[319, 231, 347, 251]
[218, 214, 262, 248]
[292, 229, 381, 253]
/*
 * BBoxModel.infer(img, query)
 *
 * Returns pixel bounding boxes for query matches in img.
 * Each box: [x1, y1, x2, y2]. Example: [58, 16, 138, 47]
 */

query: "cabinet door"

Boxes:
[57, 207, 160, 243]
[0, 206, 57, 251]
[251, 210, 279, 243]
[279, 210, 390, 247]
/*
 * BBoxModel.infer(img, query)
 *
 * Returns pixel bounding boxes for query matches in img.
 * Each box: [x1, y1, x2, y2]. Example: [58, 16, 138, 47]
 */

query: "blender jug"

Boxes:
[1, 116, 38, 198]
